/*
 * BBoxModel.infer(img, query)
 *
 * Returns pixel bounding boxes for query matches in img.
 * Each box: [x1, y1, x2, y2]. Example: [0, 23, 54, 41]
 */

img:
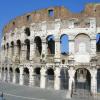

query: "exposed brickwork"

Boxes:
[3, 3, 100, 33]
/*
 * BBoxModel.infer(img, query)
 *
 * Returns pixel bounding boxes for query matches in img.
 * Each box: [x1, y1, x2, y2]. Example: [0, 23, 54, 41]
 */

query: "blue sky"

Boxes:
[0, 0, 99, 46]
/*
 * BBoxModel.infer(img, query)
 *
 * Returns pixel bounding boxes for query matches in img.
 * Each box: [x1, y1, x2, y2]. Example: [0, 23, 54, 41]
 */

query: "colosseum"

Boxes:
[0, 3, 100, 98]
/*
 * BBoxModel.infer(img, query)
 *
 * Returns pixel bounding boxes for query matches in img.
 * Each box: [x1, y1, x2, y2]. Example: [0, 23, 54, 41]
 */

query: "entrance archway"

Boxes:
[97, 69, 100, 92]
[74, 68, 91, 94]
[46, 68, 54, 89]
[23, 67, 29, 85]
[15, 68, 20, 84]
[34, 67, 41, 87]
[60, 68, 69, 90]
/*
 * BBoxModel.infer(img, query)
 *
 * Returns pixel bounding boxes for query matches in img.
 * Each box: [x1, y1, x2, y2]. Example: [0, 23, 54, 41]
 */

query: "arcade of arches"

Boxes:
[1, 32, 100, 99]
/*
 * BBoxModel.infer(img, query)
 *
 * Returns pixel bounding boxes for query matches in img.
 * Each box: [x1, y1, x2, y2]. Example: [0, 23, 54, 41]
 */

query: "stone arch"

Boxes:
[17, 40, 21, 61]
[46, 67, 54, 89]
[6, 43, 9, 56]
[60, 34, 69, 55]
[97, 68, 100, 92]
[74, 33, 91, 63]
[9, 67, 13, 82]
[24, 27, 30, 36]
[15, 68, 20, 83]
[74, 33, 90, 53]
[34, 67, 41, 87]
[24, 39, 30, 60]
[96, 33, 100, 52]
[11, 41, 14, 57]
[60, 68, 69, 90]
[23, 67, 29, 85]
[74, 68, 91, 92]
[34, 36, 42, 56]
[46, 35, 55, 55]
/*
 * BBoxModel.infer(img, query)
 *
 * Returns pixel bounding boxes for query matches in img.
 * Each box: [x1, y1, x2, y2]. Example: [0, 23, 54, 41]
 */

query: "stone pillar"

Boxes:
[29, 67, 34, 86]
[21, 43, 27, 62]
[54, 67, 61, 90]
[41, 38, 47, 61]
[90, 39, 96, 56]
[3, 68, 6, 81]
[69, 36, 74, 54]
[66, 67, 75, 99]
[0, 67, 2, 80]
[40, 67, 46, 88]
[7, 66, 10, 82]
[8, 46, 12, 59]
[14, 45, 19, 61]
[30, 40, 35, 61]
[13, 68, 16, 83]
[90, 68, 97, 95]
[19, 67, 24, 85]
[54, 35, 60, 62]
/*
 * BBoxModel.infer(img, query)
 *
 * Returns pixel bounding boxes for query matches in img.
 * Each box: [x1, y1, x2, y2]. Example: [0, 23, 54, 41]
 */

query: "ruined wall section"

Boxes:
[3, 3, 100, 34]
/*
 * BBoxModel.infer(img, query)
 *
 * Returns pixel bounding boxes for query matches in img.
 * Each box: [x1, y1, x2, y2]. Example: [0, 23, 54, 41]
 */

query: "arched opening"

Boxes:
[34, 36, 42, 56]
[46, 35, 55, 55]
[15, 68, 20, 84]
[96, 33, 100, 52]
[74, 68, 91, 94]
[74, 33, 90, 63]
[46, 68, 54, 89]
[25, 39, 30, 60]
[6, 43, 9, 57]
[11, 41, 14, 58]
[34, 67, 41, 87]
[3, 45, 5, 54]
[60, 68, 69, 90]
[5, 67, 8, 81]
[23, 67, 29, 85]
[97, 69, 100, 92]
[24, 27, 30, 36]
[17, 40, 21, 61]
[60, 34, 69, 55]
[9, 67, 13, 82]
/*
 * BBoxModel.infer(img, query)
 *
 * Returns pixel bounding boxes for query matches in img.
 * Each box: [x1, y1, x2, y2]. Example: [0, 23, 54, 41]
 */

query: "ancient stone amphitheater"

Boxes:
[0, 3, 100, 98]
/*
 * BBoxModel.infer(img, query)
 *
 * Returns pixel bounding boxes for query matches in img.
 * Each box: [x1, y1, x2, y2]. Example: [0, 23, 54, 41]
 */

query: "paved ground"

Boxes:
[0, 81, 67, 100]
[0, 81, 100, 100]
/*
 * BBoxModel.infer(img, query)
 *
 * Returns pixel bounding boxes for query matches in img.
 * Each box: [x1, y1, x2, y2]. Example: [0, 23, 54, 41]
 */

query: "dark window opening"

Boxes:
[17, 40, 21, 59]
[25, 39, 30, 60]
[24, 68, 29, 74]
[15, 68, 20, 73]
[48, 9, 54, 17]
[7, 43, 9, 49]
[27, 15, 31, 21]
[34, 37, 42, 56]
[11, 41, 14, 56]
[25, 28, 30, 36]
[47, 35, 55, 55]
[47, 68, 54, 80]
[34, 68, 41, 75]
[13, 21, 15, 25]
